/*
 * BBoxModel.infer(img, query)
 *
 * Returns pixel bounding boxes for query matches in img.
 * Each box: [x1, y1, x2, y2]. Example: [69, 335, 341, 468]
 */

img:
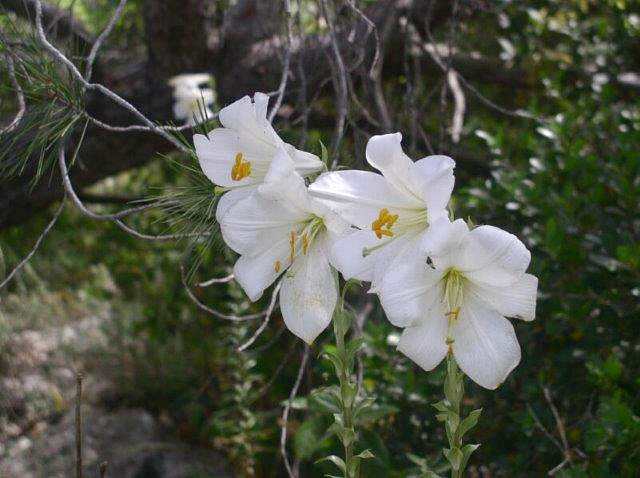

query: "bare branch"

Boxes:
[33, 0, 188, 152]
[249, 338, 298, 403]
[268, 0, 294, 122]
[84, 112, 206, 133]
[180, 265, 265, 322]
[281, 344, 310, 478]
[197, 273, 235, 287]
[59, 144, 199, 241]
[84, 0, 128, 81]
[238, 281, 282, 352]
[0, 198, 65, 290]
[58, 144, 158, 220]
[320, 0, 348, 166]
[420, 34, 542, 122]
[543, 386, 571, 456]
[1, 52, 26, 134]
[447, 69, 465, 143]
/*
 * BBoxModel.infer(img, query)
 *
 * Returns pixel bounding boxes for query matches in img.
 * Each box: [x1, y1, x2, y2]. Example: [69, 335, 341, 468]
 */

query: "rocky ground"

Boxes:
[0, 293, 232, 478]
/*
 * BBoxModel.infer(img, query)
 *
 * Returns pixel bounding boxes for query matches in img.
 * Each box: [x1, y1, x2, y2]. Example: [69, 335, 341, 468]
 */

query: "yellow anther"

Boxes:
[274, 260, 281, 273]
[302, 233, 309, 255]
[231, 152, 251, 181]
[289, 231, 297, 263]
[372, 208, 399, 239]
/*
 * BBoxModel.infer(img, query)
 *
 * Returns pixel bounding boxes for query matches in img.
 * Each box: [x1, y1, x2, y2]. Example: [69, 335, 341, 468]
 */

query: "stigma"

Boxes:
[231, 152, 251, 181]
[372, 208, 399, 239]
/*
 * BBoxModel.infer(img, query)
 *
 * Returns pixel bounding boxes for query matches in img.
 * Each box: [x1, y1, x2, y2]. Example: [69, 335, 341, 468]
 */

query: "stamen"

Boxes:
[289, 231, 297, 263]
[231, 152, 251, 181]
[442, 269, 465, 315]
[445, 307, 460, 321]
[372, 208, 399, 239]
[274, 260, 281, 273]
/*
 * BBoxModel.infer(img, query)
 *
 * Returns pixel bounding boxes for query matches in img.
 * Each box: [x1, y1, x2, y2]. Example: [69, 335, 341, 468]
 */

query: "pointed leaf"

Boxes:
[315, 455, 346, 472]
[456, 408, 482, 441]
[460, 443, 480, 471]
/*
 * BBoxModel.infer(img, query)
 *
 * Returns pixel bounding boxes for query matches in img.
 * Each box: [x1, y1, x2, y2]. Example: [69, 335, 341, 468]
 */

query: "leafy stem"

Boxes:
[434, 354, 482, 478]
[317, 282, 373, 477]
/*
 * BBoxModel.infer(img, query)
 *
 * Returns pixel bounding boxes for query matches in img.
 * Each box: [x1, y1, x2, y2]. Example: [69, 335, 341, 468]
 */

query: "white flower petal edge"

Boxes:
[280, 236, 337, 344]
[375, 217, 538, 389]
[309, 133, 455, 287]
[194, 92, 324, 219]
[451, 297, 521, 390]
[219, 150, 347, 344]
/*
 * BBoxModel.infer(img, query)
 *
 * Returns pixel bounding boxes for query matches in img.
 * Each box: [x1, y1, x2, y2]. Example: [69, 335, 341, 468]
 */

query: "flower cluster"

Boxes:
[195, 93, 538, 390]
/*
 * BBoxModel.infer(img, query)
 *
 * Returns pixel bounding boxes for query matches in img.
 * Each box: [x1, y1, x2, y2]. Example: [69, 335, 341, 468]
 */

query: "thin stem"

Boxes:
[331, 304, 359, 478]
[336, 320, 354, 476]
[75, 372, 84, 478]
[436, 354, 480, 478]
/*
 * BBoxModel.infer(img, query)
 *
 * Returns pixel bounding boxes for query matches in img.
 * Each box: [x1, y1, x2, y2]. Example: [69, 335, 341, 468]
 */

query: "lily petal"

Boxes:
[259, 150, 326, 220]
[193, 130, 271, 187]
[461, 226, 531, 287]
[330, 229, 415, 285]
[365, 133, 421, 200]
[215, 186, 256, 223]
[421, 217, 469, 270]
[288, 145, 325, 176]
[397, 304, 449, 372]
[414, 155, 456, 214]
[469, 273, 538, 321]
[451, 296, 521, 390]
[309, 170, 417, 229]
[280, 237, 337, 344]
[233, 236, 290, 302]
[218, 94, 280, 145]
[220, 193, 305, 255]
[375, 238, 442, 327]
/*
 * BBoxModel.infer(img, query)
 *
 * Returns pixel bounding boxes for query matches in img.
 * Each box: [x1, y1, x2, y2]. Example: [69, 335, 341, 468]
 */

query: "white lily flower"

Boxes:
[309, 132, 455, 287]
[375, 217, 538, 389]
[194, 93, 324, 223]
[168, 73, 212, 90]
[172, 86, 215, 126]
[219, 150, 348, 344]
[169, 73, 215, 126]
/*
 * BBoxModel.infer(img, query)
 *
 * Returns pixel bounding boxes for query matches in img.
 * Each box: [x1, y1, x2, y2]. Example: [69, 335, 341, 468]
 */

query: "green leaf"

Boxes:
[310, 387, 342, 414]
[444, 447, 463, 471]
[316, 455, 346, 472]
[341, 381, 357, 409]
[460, 444, 480, 471]
[319, 139, 329, 169]
[345, 337, 366, 368]
[294, 417, 330, 460]
[347, 456, 362, 477]
[333, 308, 354, 342]
[337, 426, 357, 447]
[356, 449, 375, 459]
[456, 408, 482, 441]
[354, 403, 398, 424]
[432, 400, 452, 413]
[321, 347, 345, 376]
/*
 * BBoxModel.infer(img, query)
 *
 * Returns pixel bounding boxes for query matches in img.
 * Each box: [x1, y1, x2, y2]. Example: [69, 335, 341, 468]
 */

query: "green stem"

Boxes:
[445, 354, 463, 478]
[436, 353, 481, 478]
[333, 314, 356, 478]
